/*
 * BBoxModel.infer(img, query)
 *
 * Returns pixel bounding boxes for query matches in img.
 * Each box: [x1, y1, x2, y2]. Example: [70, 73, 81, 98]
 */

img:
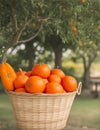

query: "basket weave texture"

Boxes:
[7, 91, 76, 130]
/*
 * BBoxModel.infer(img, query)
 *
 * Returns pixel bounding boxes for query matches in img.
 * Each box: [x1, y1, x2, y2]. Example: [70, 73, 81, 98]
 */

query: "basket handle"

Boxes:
[76, 82, 82, 95]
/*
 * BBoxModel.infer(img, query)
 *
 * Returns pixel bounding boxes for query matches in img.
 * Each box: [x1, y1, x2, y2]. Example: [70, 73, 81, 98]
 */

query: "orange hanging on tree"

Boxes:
[81, 0, 86, 3]
[72, 26, 77, 32]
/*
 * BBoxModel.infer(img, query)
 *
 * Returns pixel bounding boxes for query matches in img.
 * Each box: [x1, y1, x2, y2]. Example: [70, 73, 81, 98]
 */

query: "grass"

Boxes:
[0, 94, 16, 130]
[0, 94, 100, 130]
[68, 96, 100, 129]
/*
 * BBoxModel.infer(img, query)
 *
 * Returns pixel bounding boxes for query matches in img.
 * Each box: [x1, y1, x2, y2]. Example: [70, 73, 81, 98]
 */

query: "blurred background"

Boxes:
[0, 0, 100, 130]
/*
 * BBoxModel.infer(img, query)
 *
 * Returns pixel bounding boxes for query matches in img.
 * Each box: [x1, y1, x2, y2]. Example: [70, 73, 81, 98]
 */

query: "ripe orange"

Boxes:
[45, 82, 65, 94]
[25, 76, 45, 93]
[32, 23, 36, 27]
[15, 88, 26, 92]
[13, 75, 29, 89]
[72, 26, 77, 32]
[61, 76, 77, 92]
[81, 0, 85, 3]
[50, 69, 65, 78]
[48, 74, 61, 83]
[98, 25, 100, 29]
[32, 64, 50, 78]
[25, 71, 32, 77]
[16, 68, 26, 76]
[0, 62, 16, 91]
[42, 78, 48, 86]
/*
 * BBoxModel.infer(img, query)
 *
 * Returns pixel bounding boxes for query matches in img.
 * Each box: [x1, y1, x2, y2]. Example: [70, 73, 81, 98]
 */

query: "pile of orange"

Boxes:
[0, 63, 78, 94]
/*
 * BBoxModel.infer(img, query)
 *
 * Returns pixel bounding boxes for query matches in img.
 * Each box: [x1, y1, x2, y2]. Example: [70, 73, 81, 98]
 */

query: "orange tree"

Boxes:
[39, 0, 100, 71]
[0, 0, 50, 63]
[70, 0, 100, 88]
[0, 0, 99, 81]
[0, 0, 80, 65]
[38, 1, 80, 68]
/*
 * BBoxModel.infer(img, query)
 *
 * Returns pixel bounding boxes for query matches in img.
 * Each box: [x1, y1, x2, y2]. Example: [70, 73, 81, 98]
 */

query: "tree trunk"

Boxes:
[83, 68, 91, 89]
[53, 45, 62, 68]
[82, 54, 97, 89]
[82, 56, 91, 89]
[49, 35, 63, 68]
[28, 52, 35, 70]
[25, 42, 35, 70]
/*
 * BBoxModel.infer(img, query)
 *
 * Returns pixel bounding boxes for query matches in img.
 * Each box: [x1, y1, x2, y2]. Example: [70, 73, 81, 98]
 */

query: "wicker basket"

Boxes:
[7, 82, 82, 130]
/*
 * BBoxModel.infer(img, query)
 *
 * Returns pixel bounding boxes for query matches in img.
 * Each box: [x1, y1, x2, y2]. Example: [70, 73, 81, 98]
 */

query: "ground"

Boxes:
[0, 93, 100, 130]
[0, 124, 99, 130]
[63, 126, 100, 130]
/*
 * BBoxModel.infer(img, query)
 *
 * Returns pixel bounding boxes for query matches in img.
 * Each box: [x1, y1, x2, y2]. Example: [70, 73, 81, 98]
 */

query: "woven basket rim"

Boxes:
[6, 90, 76, 97]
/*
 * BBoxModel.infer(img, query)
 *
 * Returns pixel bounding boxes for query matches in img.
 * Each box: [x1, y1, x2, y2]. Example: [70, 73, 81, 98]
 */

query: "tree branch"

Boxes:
[13, 14, 18, 32]
[1, 17, 27, 62]
[12, 17, 27, 46]
[17, 23, 43, 44]
[88, 53, 97, 69]
[10, 0, 18, 32]
[81, 55, 87, 71]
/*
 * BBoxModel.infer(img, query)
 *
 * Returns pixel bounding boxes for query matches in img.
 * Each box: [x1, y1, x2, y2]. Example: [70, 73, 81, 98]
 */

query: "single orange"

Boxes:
[0, 62, 16, 91]
[25, 76, 45, 93]
[32, 23, 36, 27]
[48, 74, 61, 83]
[61, 76, 77, 92]
[50, 69, 65, 78]
[72, 26, 77, 32]
[16, 68, 26, 76]
[81, 0, 85, 3]
[32, 64, 50, 78]
[42, 78, 48, 86]
[45, 82, 65, 94]
[25, 71, 32, 77]
[15, 88, 26, 92]
[13, 75, 29, 88]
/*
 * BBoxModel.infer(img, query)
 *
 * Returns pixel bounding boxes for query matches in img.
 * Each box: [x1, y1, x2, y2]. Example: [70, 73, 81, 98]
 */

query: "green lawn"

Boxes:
[0, 94, 16, 130]
[0, 94, 100, 130]
[69, 96, 100, 128]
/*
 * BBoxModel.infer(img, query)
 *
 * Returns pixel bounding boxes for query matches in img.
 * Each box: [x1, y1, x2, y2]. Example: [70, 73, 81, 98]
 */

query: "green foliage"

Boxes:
[0, 0, 99, 84]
